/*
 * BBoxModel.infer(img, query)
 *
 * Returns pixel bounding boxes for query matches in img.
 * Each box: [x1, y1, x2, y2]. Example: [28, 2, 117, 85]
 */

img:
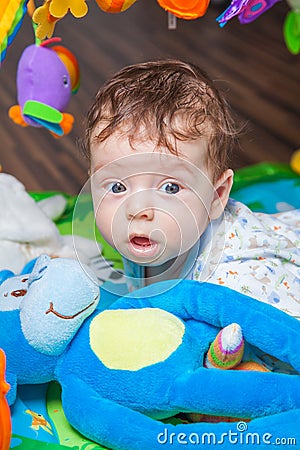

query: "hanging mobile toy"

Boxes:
[283, 0, 300, 54]
[33, 0, 89, 40]
[0, 349, 11, 450]
[33, 0, 139, 40]
[95, 0, 138, 13]
[0, 0, 29, 64]
[33, 0, 140, 41]
[8, 37, 80, 137]
[157, 0, 210, 19]
[216, 0, 281, 27]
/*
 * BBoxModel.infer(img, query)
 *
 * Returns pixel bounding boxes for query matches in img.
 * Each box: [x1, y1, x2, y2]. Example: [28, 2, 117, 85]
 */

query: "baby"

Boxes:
[82, 59, 300, 320]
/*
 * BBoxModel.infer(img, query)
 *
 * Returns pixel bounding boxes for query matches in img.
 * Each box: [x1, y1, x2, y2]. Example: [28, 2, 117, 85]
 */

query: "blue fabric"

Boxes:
[0, 269, 14, 284]
[5, 265, 300, 449]
[20, 258, 38, 275]
[56, 280, 300, 449]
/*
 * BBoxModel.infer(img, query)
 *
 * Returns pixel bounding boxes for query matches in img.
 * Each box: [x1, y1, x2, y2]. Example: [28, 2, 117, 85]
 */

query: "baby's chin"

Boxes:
[124, 253, 167, 267]
[135, 256, 181, 273]
[120, 247, 174, 268]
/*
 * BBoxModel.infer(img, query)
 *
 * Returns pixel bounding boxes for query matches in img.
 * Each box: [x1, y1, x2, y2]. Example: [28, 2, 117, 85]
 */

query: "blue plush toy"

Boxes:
[1, 257, 300, 449]
[0, 254, 100, 402]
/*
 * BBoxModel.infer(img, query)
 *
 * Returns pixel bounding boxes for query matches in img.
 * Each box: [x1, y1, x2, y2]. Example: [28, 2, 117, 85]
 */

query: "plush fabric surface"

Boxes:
[6, 276, 300, 449]
[56, 280, 300, 449]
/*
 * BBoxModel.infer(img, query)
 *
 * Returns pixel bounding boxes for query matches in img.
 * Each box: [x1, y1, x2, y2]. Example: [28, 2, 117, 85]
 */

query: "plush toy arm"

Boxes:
[171, 366, 300, 419]
[123, 280, 300, 372]
[61, 373, 300, 449]
[60, 374, 164, 450]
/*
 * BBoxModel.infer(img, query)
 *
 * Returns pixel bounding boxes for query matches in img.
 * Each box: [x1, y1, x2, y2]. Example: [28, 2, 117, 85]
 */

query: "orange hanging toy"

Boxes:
[95, 0, 138, 13]
[157, 0, 210, 19]
[0, 349, 11, 450]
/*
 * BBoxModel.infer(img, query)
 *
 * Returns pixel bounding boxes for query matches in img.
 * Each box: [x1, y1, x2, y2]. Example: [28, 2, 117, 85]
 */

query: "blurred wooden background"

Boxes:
[0, 0, 299, 194]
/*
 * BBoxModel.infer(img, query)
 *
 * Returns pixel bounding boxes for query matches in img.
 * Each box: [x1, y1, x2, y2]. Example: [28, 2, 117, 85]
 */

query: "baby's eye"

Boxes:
[159, 182, 180, 194]
[109, 182, 127, 194]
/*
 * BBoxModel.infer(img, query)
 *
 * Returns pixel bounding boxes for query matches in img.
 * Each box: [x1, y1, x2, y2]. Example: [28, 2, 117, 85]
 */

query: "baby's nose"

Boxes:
[129, 207, 154, 221]
[126, 191, 155, 221]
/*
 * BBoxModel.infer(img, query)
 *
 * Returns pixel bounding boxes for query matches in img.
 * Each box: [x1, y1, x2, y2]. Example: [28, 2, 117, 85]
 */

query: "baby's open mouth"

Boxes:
[131, 236, 153, 247]
[129, 235, 158, 257]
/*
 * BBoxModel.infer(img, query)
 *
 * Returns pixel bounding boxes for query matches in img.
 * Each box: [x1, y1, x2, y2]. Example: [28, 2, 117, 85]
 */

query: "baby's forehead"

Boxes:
[92, 152, 211, 188]
[91, 129, 209, 168]
[98, 151, 188, 173]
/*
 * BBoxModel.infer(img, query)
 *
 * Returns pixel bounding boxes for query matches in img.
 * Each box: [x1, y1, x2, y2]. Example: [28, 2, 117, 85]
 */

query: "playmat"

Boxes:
[8, 162, 300, 450]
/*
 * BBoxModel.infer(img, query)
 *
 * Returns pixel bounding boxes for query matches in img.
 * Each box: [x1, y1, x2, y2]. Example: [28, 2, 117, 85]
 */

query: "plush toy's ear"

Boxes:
[28, 254, 51, 287]
[0, 270, 15, 285]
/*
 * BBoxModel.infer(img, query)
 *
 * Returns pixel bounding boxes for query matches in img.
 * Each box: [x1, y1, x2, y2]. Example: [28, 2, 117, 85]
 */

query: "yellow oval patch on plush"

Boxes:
[90, 308, 185, 371]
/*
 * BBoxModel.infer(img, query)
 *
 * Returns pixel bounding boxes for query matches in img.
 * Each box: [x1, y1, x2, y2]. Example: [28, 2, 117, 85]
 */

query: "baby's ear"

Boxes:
[209, 169, 233, 220]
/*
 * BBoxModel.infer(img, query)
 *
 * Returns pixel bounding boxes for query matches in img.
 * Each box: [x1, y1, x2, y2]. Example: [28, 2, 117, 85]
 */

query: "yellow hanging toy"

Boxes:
[33, 0, 89, 40]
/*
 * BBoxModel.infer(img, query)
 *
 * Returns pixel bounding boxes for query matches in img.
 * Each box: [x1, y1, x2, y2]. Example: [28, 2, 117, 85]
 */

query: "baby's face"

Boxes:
[90, 133, 224, 267]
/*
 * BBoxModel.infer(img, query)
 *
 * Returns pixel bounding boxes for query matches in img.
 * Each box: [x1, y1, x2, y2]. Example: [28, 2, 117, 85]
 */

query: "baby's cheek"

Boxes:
[98, 203, 126, 250]
[95, 206, 114, 244]
[176, 209, 208, 252]
[155, 215, 185, 255]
